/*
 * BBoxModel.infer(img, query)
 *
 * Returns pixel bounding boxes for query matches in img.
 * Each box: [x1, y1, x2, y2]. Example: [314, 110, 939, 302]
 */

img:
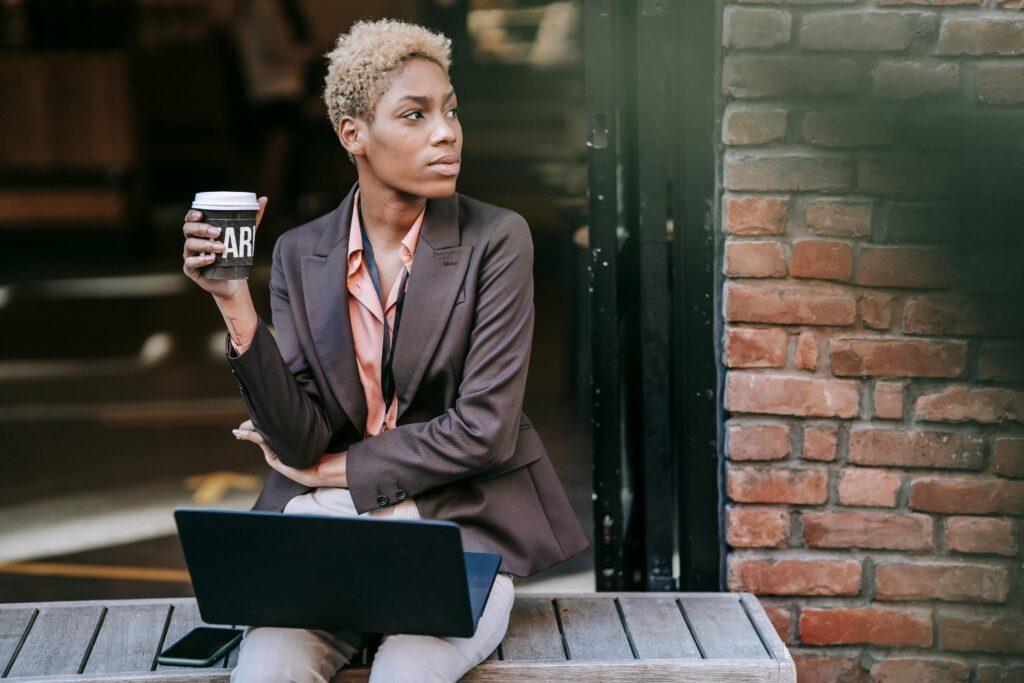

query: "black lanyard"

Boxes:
[359, 218, 409, 429]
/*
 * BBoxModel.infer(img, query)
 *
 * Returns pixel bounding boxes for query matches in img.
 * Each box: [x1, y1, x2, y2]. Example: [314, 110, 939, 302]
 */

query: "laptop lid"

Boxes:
[173, 508, 502, 638]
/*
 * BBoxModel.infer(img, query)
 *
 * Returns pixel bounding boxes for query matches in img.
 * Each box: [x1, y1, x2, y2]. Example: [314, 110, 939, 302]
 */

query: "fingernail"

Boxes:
[209, 227, 221, 236]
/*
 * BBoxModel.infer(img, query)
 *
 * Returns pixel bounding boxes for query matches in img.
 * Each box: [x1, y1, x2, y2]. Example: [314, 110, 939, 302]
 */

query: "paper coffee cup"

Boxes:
[192, 191, 260, 280]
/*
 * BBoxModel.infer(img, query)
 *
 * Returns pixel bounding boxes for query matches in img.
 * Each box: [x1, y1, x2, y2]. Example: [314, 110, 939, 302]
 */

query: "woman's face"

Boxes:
[341, 56, 462, 199]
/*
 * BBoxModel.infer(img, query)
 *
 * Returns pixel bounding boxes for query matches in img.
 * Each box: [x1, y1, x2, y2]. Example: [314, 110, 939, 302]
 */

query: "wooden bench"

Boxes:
[0, 592, 795, 681]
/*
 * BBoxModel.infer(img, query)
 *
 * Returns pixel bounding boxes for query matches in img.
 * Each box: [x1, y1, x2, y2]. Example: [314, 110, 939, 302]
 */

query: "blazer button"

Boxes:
[376, 494, 389, 507]
[395, 489, 407, 501]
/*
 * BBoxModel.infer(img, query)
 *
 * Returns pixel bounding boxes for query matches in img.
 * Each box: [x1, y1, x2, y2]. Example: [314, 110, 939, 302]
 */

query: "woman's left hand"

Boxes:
[233, 419, 348, 488]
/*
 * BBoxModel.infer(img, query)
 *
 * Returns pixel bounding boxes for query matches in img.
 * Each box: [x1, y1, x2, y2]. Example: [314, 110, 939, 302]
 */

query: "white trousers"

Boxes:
[229, 487, 516, 683]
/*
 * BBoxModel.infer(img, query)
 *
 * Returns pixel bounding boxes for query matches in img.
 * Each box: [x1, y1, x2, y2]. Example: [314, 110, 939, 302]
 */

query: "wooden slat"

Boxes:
[462, 659, 789, 681]
[501, 597, 565, 662]
[555, 597, 633, 661]
[83, 603, 171, 674]
[0, 607, 36, 675]
[679, 595, 768, 660]
[618, 596, 700, 660]
[741, 593, 794, 679]
[7, 604, 103, 677]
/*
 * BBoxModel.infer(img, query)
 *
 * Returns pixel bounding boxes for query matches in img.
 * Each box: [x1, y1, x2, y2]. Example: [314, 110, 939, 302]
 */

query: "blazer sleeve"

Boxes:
[345, 213, 535, 514]
[224, 235, 333, 470]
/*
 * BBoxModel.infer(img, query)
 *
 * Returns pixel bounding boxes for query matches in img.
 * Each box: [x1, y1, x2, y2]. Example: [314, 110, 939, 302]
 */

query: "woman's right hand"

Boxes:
[181, 197, 268, 300]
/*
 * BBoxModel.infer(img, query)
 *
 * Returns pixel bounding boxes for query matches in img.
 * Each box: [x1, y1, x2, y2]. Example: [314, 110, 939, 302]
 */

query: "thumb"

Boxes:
[255, 196, 268, 229]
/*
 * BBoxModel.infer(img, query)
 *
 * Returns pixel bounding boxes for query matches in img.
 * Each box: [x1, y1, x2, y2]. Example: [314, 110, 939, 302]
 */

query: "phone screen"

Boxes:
[160, 627, 242, 661]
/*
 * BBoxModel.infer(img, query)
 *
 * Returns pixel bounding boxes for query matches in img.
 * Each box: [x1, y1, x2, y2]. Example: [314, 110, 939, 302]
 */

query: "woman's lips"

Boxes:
[428, 161, 461, 176]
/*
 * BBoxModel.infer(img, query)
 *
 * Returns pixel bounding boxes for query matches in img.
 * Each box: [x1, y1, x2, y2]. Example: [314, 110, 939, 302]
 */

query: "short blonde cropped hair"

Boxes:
[323, 18, 452, 149]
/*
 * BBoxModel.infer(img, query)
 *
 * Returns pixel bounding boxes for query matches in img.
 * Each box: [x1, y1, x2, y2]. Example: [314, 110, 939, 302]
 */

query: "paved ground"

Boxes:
[0, 221, 594, 602]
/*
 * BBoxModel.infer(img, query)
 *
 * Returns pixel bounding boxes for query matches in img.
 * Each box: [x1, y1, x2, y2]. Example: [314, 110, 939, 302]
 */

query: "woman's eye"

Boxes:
[447, 107, 459, 118]
[404, 110, 424, 120]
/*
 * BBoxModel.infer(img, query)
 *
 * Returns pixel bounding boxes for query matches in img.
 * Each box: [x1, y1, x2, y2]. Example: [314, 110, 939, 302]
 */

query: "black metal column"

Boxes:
[585, 0, 721, 592]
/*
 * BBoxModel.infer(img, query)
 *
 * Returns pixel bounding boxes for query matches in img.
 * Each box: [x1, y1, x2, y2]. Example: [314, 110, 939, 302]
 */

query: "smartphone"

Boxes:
[155, 626, 244, 667]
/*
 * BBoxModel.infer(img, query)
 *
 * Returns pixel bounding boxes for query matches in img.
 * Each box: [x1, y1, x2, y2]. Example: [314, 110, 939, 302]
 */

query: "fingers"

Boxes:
[239, 419, 253, 430]
[183, 222, 222, 240]
[232, 426, 264, 444]
[184, 254, 216, 269]
[183, 237, 224, 256]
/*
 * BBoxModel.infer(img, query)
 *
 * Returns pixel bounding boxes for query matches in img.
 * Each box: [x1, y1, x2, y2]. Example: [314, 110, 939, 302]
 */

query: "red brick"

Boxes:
[854, 246, 954, 288]
[794, 656, 866, 683]
[909, 476, 1024, 515]
[726, 505, 791, 548]
[978, 343, 1024, 383]
[945, 516, 1018, 557]
[914, 386, 1024, 425]
[801, 11, 933, 52]
[849, 429, 984, 469]
[724, 240, 788, 278]
[838, 468, 901, 507]
[872, 60, 960, 99]
[725, 151, 853, 192]
[938, 614, 1024, 654]
[723, 7, 793, 49]
[722, 105, 788, 145]
[873, 380, 905, 419]
[723, 55, 860, 98]
[803, 426, 838, 462]
[903, 293, 1024, 337]
[875, 562, 1010, 603]
[724, 326, 788, 368]
[976, 663, 1024, 683]
[831, 338, 966, 378]
[725, 282, 857, 325]
[857, 157, 958, 198]
[993, 437, 1024, 478]
[807, 198, 872, 238]
[801, 109, 896, 148]
[761, 604, 792, 643]
[724, 195, 789, 235]
[795, 331, 819, 370]
[803, 510, 934, 550]
[727, 422, 790, 461]
[800, 607, 933, 647]
[727, 465, 828, 504]
[725, 372, 860, 418]
[936, 18, 1024, 57]
[871, 657, 969, 683]
[859, 294, 896, 330]
[791, 240, 852, 281]
[887, 204, 957, 244]
[728, 556, 861, 596]
[976, 64, 1024, 105]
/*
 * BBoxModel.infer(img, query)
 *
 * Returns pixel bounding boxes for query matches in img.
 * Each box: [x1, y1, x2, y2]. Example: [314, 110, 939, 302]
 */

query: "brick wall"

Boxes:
[715, 0, 1024, 680]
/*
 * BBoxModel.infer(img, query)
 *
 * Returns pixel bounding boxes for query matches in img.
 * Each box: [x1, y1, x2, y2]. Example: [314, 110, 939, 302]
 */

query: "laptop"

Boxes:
[173, 508, 503, 638]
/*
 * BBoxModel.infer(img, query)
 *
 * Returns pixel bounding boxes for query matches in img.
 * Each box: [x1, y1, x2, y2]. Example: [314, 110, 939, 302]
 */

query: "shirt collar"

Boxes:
[347, 188, 427, 278]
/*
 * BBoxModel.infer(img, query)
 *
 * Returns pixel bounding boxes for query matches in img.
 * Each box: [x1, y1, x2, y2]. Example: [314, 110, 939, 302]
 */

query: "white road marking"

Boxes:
[0, 478, 259, 564]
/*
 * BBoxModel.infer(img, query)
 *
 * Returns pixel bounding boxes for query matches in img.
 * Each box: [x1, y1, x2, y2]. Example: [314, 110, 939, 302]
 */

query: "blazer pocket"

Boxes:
[472, 424, 543, 481]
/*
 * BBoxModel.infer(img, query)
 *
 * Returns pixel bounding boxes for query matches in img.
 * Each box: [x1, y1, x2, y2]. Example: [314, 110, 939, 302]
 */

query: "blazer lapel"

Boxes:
[301, 184, 367, 432]
[394, 191, 471, 419]
[300, 183, 471, 428]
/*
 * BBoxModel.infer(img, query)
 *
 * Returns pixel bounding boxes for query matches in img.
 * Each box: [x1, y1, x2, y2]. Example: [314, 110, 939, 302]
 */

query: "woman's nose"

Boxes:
[431, 118, 457, 144]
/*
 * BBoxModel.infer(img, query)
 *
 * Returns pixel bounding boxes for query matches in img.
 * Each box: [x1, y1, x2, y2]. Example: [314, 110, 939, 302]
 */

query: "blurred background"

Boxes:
[0, 0, 593, 601]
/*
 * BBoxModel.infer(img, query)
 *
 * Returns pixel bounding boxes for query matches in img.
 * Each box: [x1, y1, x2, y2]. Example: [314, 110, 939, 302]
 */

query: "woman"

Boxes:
[182, 18, 588, 683]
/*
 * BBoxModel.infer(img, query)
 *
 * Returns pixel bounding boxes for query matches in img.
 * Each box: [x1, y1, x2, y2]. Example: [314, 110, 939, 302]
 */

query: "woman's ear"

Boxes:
[338, 117, 363, 158]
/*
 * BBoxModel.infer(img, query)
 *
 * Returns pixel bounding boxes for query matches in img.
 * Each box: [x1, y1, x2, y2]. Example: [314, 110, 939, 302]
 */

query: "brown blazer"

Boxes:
[224, 181, 590, 577]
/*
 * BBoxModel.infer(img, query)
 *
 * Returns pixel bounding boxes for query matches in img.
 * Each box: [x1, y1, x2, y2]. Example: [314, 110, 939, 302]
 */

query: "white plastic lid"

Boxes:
[192, 191, 259, 211]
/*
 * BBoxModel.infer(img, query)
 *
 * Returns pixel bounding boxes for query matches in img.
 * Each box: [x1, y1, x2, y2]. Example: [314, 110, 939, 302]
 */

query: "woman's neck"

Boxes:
[356, 176, 426, 250]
